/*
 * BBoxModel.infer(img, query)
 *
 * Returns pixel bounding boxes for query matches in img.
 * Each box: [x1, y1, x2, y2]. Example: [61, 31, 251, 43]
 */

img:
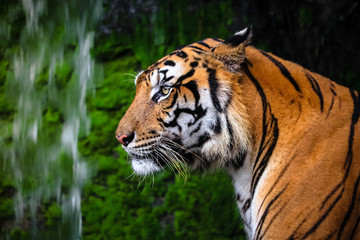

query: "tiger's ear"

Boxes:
[211, 27, 252, 73]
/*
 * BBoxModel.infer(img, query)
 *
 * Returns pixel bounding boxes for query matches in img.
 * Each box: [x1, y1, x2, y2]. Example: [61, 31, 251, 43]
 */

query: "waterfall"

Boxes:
[2, 0, 102, 238]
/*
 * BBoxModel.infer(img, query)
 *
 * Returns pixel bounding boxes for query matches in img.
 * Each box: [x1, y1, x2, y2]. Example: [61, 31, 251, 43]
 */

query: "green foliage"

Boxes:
[0, 181, 15, 228]
[43, 203, 62, 227]
[0, 60, 13, 125]
[131, 0, 233, 68]
[9, 228, 30, 240]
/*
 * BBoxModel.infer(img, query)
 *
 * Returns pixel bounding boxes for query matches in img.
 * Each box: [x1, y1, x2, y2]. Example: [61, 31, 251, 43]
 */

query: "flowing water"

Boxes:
[2, 0, 102, 238]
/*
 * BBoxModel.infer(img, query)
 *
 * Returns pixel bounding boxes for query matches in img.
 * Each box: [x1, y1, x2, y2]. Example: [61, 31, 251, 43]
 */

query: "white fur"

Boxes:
[150, 64, 183, 101]
[162, 63, 183, 84]
[149, 64, 183, 87]
[131, 159, 161, 175]
[235, 27, 248, 36]
[227, 155, 254, 236]
[134, 71, 144, 85]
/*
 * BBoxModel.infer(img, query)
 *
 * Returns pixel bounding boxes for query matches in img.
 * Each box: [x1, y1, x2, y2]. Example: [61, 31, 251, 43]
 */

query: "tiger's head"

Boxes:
[116, 28, 253, 176]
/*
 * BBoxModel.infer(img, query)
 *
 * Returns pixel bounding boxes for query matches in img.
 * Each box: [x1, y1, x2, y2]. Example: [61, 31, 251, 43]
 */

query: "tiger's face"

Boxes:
[116, 29, 252, 176]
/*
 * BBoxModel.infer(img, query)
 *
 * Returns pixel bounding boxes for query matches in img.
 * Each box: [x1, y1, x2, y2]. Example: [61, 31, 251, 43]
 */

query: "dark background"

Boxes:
[99, 0, 360, 89]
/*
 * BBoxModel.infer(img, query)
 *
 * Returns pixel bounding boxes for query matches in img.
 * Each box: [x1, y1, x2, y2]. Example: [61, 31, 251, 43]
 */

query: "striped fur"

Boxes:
[116, 28, 360, 239]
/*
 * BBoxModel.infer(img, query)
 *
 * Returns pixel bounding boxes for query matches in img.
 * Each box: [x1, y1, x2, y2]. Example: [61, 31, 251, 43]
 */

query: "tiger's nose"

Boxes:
[116, 132, 135, 146]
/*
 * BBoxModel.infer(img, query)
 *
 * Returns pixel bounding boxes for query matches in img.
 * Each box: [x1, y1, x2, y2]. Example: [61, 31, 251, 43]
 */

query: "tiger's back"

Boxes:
[116, 28, 360, 239]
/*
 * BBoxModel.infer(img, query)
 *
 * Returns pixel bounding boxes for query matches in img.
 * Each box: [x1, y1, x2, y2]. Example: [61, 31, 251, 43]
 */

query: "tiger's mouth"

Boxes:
[124, 137, 197, 177]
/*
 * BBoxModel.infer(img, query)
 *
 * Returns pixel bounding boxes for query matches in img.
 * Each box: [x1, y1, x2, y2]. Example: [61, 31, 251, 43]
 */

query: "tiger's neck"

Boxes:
[224, 46, 309, 236]
[224, 46, 341, 237]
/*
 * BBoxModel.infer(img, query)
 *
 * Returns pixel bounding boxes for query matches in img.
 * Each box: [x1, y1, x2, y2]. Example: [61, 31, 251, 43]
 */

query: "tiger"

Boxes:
[115, 27, 360, 239]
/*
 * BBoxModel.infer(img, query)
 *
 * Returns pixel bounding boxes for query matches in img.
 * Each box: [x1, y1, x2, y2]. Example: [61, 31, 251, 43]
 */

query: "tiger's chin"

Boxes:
[131, 158, 162, 176]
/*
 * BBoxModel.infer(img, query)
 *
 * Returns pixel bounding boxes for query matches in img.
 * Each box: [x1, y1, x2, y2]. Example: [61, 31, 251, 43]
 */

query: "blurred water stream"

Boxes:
[2, 0, 102, 238]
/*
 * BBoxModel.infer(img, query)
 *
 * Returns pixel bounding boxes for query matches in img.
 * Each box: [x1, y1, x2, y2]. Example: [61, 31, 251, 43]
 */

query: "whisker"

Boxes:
[151, 172, 155, 189]
[157, 144, 189, 181]
[123, 171, 136, 182]
[152, 152, 167, 173]
[160, 137, 205, 163]
[120, 72, 138, 78]
[154, 147, 177, 175]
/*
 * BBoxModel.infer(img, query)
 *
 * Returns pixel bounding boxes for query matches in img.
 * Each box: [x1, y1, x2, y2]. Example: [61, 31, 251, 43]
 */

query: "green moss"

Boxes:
[43, 203, 62, 227]
[0, 60, 14, 121]
[0, 181, 15, 228]
[0, 198, 13, 219]
[9, 228, 30, 240]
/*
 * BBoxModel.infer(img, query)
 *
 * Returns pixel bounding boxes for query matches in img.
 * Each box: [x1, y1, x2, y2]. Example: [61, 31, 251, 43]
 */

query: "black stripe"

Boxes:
[243, 64, 279, 194]
[176, 51, 188, 58]
[242, 199, 251, 212]
[258, 153, 296, 216]
[336, 90, 360, 239]
[326, 84, 337, 119]
[164, 91, 207, 130]
[337, 173, 360, 239]
[331, 88, 337, 96]
[259, 201, 289, 239]
[211, 115, 222, 134]
[189, 132, 211, 149]
[188, 45, 205, 52]
[344, 89, 360, 169]
[302, 187, 344, 239]
[226, 116, 235, 151]
[211, 37, 223, 42]
[255, 185, 287, 239]
[326, 95, 335, 119]
[321, 181, 342, 210]
[230, 151, 246, 170]
[183, 80, 200, 107]
[350, 217, 360, 239]
[305, 72, 324, 112]
[165, 91, 178, 109]
[303, 90, 360, 239]
[159, 69, 168, 75]
[242, 63, 268, 118]
[190, 122, 202, 136]
[192, 50, 204, 55]
[289, 212, 311, 239]
[197, 41, 211, 49]
[152, 91, 162, 102]
[162, 76, 174, 83]
[326, 231, 336, 239]
[207, 68, 222, 112]
[190, 61, 198, 68]
[164, 60, 175, 66]
[251, 115, 278, 194]
[260, 51, 301, 93]
[330, 83, 337, 96]
[175, 69, 195, 85]
[164, 106, 204, 129]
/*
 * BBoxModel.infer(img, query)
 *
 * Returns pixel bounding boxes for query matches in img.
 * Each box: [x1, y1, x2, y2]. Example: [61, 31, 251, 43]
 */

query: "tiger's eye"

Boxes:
[161, 86, 171, 95]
